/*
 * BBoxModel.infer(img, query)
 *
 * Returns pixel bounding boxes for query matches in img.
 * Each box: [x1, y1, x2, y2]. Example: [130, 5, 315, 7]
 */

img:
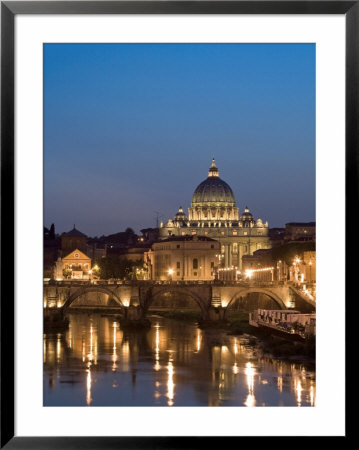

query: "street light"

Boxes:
[293, 256, 301, 282]
[168, 268, 174, 281]
[245, 269, 253, 280]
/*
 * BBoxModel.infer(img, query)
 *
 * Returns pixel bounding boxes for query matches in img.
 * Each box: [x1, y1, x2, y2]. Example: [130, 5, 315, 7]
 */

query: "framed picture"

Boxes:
[1, 0, 352, 446]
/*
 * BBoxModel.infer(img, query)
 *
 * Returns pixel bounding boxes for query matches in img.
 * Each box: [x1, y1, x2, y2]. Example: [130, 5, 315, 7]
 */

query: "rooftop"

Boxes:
[62, 226, 87, 238]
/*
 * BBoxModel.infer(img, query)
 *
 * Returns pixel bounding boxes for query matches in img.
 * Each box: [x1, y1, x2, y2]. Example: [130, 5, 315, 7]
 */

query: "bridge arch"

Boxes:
[145, 287, 208, 319]
[63, 286, 124, 310]
[224, 288, 286, 316]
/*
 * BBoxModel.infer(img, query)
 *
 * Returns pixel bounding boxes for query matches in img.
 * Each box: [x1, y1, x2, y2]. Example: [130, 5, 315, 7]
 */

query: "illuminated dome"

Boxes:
[240, 206, 255, 227]
[173, 206, 188, 226]
[191, 159, 236, 207]
[240, 206, 253, 221]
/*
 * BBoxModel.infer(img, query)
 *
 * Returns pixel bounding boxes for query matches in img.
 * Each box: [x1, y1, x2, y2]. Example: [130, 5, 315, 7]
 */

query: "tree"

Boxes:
[49, 223, 55, 240]
[63, 268, 72, 279]
[271, 242, 315, 266]
[98, 257, 135, 280]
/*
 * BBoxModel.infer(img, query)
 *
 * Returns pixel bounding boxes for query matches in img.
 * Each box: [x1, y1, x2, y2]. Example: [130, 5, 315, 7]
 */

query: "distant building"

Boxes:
[61, 226, 88, 255]
[61, 249, 92, 280]
[117, 246, 150, 263]
[242, 248, 273, 270]
[269, 227, 285, 247]
[290, 250, 316, 284]
[86, 241, 107, 261]
[145, 235, 220, 281]
[242, 249, 274, 282]
[285, 222, 316, 242]
[302, 251, 316, 283]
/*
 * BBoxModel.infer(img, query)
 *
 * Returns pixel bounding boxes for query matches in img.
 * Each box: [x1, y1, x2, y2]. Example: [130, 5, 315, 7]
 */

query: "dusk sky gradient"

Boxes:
[44, 43, 315, 236]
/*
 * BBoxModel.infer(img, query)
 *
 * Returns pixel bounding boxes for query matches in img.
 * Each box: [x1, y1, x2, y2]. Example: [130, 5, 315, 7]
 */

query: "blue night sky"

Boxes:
[44, 43, 315, 237]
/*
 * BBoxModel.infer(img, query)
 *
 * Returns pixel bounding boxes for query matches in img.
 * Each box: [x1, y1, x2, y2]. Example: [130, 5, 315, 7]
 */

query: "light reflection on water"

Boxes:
[43, 313, 315, 407]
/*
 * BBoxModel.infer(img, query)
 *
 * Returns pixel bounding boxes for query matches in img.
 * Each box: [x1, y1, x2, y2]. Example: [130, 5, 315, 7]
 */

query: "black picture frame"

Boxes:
[1, 1, 353, 447]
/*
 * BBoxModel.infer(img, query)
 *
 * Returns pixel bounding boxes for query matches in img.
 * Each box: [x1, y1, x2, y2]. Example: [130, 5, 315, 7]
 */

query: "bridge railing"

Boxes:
[45, 279, 286, 288]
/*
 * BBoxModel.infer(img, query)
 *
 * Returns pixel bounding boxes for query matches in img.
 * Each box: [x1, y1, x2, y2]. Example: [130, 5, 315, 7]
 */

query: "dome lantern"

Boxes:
[208, 157, 219, 178]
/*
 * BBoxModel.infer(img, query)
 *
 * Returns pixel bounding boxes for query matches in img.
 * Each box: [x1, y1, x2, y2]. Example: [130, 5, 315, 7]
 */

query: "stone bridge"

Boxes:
[44, 280, 315, 321]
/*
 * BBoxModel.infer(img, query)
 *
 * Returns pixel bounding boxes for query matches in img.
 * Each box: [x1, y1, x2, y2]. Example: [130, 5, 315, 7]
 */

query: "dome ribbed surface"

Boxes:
[192, 177, 236, 206]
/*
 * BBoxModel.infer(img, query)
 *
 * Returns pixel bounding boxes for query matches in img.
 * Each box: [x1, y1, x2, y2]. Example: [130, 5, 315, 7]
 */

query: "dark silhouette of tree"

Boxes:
[97, 257, 142, 280]
[271, 242, 315, 266]
[49, 223, 55, 240]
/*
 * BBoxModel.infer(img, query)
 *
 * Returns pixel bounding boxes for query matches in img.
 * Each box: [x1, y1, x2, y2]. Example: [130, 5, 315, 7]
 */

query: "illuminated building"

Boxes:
[302, 251, 316, 283]
[285, 222, 316, 242]
[52, 225, 92, 280]
[56, 248, 92, 280]
[159, 159, 271, 270]
[242, 248, 274, 280]
[289, 251, 316, 284]
[145, 235, 220, 281]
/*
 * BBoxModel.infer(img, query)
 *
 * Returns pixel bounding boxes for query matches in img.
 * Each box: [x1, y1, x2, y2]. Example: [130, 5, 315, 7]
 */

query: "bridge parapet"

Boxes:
[47, 279, 287, 289]
[44, 279, 314, 318]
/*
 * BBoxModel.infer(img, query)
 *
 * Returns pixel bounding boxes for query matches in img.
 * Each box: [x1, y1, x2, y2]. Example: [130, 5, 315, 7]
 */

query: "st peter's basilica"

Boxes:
[158, 159, 271, 270]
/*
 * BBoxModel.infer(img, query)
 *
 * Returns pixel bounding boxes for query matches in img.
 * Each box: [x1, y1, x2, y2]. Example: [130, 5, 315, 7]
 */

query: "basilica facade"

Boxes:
[158, 159, 271, 270]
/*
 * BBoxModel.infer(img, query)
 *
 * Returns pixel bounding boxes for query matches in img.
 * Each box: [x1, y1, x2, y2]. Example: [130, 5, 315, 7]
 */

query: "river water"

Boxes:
[43, 313, 315, 407]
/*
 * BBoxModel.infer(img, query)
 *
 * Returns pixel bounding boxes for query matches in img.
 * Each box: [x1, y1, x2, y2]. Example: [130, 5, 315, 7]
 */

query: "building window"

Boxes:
[176, 244, 180, 248]
[211, 262, 214, 268]
[233, 243, 238, 253]
[176, 262, 180, 269]
[75, 253, 79, 258]
[193, 258, 198, 269]
[211, 244, 214, 248]
[177, 271, 180, 276]
[221, 245, 225, 254]
[193, 272, 197, 276]
[233, 231, 237, 235]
